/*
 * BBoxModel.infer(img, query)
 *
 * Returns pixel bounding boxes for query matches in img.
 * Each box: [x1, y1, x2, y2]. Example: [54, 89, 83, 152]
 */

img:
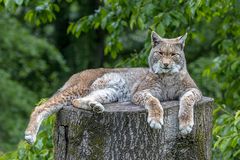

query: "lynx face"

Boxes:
[148, 31, 187, 74]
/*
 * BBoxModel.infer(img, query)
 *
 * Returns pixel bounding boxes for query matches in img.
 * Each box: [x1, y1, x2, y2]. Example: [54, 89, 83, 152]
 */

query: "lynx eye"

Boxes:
[159, 52, 163, 55]
[171, 52, 177, 56]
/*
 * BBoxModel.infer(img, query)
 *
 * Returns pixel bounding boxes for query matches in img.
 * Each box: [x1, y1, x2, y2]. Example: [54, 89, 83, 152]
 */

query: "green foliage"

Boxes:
[1, 0, 60, 24]
[67, 0, 193, 57]
[0, 116, 54, 160]
[0, 69, 37, 151]
[1, 0, 197, 59]
[213, 108, 240, 159]
[0, 12, 68, 97]
[0, 11, 68, 151]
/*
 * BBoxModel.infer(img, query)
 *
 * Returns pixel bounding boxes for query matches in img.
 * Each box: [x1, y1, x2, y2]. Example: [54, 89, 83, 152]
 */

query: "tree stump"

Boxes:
[54, 97, 213, 160]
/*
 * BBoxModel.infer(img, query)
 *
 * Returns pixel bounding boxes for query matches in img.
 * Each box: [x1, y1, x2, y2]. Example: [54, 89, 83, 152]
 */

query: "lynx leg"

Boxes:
[25, 104, 63, 144]
[132, 91, 164, 129]
[72, 88, 118, 113]
[179, 88, 202, 135]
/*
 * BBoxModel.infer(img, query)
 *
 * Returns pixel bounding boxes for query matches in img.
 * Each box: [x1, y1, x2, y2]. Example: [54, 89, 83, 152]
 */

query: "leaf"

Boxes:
[39, 149, 49, 157]
[4, 0, 16, 12]
[67, 22, 74, 34]
[162, 14, 171, 26]
[24, 10, 35, 22]
[231, 61, 240, 71]
[93, 22, 100, 29]
[231, 136, 239, 148]
[153, 13, 163, 24]
[202, 68, 210, 77]
[137, 17, 144, 30]
[235, 111, 240, 118]
[36, 98, 48, 106]
[53, 4, 60, 12]
[213, 126, 223, 135]
[219, 138, 231, 153]
[233, 149, 240, 157]
[129, 13, 137, 30]
[214, 137, 222, 149]
[14, 0, 23, 5]
[36, 19, 41, 26]
[0, 151, 18, 160]
[101, 17, 107, 29]
[111, 50, 117, 59]
[156, 23, 165, 36]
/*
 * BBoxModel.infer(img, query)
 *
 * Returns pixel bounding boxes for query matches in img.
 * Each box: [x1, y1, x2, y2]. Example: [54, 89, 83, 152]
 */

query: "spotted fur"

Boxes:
[25, 31, 202, 144]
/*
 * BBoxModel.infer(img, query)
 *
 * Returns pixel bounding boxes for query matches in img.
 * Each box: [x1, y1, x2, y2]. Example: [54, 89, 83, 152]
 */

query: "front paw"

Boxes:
[71, 98, 90, 110]
[89, 101, 105, 113]
[147, 116, 163, 129]
[179, 119, 194, 135]
[71, 98, 105, 113]
[72, 99, 81, 108]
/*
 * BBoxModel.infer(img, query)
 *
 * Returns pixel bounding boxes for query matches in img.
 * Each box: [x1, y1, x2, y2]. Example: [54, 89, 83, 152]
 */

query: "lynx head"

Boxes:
[148, 31, 187, 74]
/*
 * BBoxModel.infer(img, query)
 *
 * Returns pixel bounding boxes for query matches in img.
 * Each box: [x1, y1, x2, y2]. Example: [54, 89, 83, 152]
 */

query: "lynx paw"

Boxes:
[25, 131, 36, 145]
[71, 98, 104, 113]
[72, 98, 90, 110]
[147, 117, 163, 129]
[89, 101, 105, 113]
[179, 122, 194, 135]
[72, 99, 82, 107]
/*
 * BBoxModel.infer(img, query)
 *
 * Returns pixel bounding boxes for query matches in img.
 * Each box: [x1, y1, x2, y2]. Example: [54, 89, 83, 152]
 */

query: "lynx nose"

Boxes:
[163, 63, 169, 67]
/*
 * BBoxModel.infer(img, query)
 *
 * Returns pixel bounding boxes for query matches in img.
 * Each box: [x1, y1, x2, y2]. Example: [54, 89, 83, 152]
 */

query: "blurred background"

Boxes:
[0, 0, 239, 159]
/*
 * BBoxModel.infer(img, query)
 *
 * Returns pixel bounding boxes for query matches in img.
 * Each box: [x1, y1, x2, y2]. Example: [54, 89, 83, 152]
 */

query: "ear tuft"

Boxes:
[178, 33, 188, 50]
[151, 31, 162, 47]
[179, 33, 188, 48]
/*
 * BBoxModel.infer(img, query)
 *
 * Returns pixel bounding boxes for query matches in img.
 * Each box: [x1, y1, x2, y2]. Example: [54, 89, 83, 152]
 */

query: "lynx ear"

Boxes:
[178, 33, 188, 49]
[151, 31, 163, 47]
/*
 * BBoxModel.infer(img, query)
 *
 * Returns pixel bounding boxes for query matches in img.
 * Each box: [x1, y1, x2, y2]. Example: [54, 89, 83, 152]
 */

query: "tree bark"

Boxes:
[54, 97, 213, 160]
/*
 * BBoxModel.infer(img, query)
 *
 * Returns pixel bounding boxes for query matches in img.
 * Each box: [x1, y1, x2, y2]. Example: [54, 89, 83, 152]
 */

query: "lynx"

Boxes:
[25, 31, 202, 144]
